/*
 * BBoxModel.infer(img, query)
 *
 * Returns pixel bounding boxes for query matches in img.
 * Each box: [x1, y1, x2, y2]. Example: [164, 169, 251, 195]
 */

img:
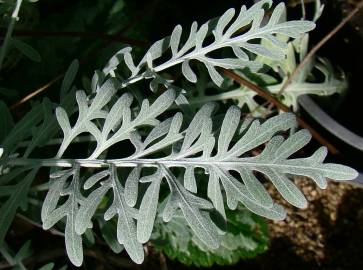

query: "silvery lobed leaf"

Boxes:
[41, 166, 83, 266]
[102, 1, 315, 89]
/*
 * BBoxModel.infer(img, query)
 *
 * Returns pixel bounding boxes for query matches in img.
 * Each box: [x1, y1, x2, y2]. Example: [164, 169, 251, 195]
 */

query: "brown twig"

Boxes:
[10, 74, 64, 109]
[277, 0, 363, 97]
[159, 252, 168, 270]
[9, 31, 148, 110]
[221, 69, 338, 154]
[16, 213, 65, 237]
[250, 0, 363, 117]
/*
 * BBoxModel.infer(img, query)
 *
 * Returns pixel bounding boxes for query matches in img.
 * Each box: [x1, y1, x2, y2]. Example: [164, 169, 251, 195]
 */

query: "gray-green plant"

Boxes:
[0, 0, 358, 267]
[152, 206, 269, 267]
[181, 0, 346, 116]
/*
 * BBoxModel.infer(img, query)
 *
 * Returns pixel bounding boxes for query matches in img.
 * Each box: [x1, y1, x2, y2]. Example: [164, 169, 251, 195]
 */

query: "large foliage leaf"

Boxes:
[39, 80, 357, 265]
[182, 2, 345, 115]
[102, 1, 315, 88]
[0, 92, 75, 247]
[258, 33, 347, 111]
[41, 166, 84, 266]
[1, 1, 357, 268]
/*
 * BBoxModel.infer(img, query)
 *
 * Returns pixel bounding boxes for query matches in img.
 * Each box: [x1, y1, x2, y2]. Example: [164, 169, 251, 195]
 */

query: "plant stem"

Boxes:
[5, 156, 336, 171]
[159, 252, 168, 270]
[221, 68, 338, 154]
[0, 0, 23, 71]
[12, 18, 303, 108]
[10, 74, 64, 109]
[118, 26, 296, 89]
[300, 0, 306, 19]
[16, 214, 65, 237]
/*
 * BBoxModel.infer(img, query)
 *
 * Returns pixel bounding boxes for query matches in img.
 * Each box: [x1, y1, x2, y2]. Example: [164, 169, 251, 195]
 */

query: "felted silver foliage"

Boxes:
[41, 82, 357, 265]
[102, 1, 315, 88]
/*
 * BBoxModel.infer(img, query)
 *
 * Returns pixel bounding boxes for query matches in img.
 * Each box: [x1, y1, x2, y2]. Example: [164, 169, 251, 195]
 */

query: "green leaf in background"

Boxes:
[0, 240, 32, 269]
[0, 87, 18, 98]
[11, 38, 41, 63]
[1, 102, 43, 157]
[0, 168, 39, 245]
[99, 221, 124, 254]
[38, 263, 55, 270]
[14, 240, 32, 262]
[60, 59, 79, 98]
[151, 207, 269, 267]
[0, 101, 14, 143]
[109, 0, 125, 16]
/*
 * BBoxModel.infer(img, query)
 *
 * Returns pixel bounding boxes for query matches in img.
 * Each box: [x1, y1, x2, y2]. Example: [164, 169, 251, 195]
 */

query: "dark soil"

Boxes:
[248, 180, 363, 270]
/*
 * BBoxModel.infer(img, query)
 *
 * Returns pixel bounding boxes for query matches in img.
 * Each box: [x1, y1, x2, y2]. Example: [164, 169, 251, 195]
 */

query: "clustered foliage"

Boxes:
[0, 0, 358, 267]
[152, 207, 269, 267]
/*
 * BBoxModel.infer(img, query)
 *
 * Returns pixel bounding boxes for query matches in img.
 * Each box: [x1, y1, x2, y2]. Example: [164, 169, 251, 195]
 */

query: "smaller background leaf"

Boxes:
[11, 38, 41, 62]
[61, 59, 79, 98]
[38, 263, 55, 270]
[151, 207, 269, 267]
